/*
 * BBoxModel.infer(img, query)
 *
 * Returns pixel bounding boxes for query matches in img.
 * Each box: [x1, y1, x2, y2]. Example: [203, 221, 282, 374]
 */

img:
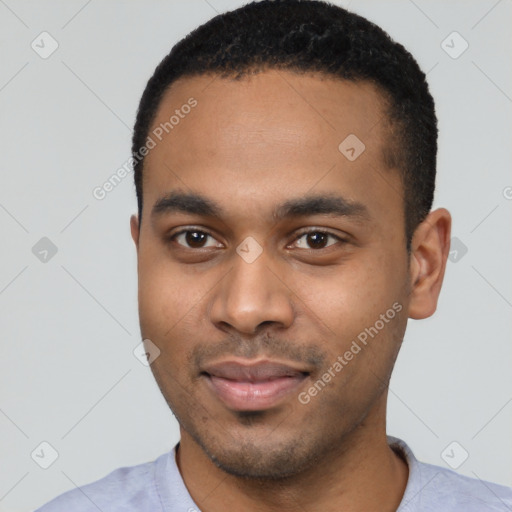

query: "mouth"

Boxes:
[201, 359, 310, 411]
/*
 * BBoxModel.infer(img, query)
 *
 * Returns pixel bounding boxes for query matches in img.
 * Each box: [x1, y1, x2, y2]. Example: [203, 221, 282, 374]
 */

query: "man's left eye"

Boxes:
[291, 231, 343, 250]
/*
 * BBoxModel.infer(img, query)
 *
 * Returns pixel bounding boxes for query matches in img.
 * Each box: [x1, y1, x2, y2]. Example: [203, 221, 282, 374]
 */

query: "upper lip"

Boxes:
[202, 360, 309, 382]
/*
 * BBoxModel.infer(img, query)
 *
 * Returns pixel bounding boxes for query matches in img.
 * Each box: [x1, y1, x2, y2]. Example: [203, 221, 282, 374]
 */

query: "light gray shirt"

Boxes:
[35, 436, 512, 511]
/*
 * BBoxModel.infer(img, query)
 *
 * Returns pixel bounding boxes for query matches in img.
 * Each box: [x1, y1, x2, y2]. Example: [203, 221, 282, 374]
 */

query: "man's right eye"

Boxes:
[169, 229, 223, 249]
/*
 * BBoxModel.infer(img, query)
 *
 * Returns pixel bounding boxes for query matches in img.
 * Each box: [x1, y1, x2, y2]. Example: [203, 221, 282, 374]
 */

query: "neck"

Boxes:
[176, 404, 408, 512]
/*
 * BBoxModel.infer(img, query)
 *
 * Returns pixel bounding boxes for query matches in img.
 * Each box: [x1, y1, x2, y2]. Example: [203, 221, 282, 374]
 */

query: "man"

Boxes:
[36, 0, 512, 510]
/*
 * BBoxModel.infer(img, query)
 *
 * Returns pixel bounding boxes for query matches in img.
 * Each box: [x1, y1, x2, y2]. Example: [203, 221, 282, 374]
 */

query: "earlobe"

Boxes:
[130, 214, 140, 250]
[408, 208, 451, 320]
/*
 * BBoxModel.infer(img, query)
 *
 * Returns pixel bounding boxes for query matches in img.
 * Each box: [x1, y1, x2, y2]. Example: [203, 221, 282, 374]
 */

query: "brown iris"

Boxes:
[185, 231, 208, 248]
[305, 232, 329, 249]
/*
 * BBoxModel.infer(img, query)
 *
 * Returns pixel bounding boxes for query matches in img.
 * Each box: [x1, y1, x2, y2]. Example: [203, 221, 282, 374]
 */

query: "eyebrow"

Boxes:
[274, 194, 369, 222]
[152, 191, 222, 218]
[151, 191, 370, 222]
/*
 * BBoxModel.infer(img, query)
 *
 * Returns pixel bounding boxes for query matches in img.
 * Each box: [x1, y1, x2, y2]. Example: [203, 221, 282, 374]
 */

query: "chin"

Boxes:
[194, 427, 323, 480]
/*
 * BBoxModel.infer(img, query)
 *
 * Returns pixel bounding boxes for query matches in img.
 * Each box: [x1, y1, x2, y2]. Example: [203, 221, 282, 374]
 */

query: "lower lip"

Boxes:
[205, 374, 307, 411]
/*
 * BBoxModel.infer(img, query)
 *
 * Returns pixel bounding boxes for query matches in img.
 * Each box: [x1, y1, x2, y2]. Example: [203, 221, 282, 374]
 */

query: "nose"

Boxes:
[209, 249, 294, 335]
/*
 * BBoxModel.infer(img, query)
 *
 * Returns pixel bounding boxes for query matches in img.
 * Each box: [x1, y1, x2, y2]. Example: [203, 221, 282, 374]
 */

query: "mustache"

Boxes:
[189, 333, 327, 370]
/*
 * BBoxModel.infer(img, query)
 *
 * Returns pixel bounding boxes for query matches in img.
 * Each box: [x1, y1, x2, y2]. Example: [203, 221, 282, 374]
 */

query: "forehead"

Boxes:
[148, 70, 389, 160]
[142, 70, 400, 224]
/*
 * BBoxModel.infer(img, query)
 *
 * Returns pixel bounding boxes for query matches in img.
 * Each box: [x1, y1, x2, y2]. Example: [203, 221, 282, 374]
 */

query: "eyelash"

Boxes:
[292, 228, 346, 249]
[168, 227, 346, 250]
[170, 229, 221, 249]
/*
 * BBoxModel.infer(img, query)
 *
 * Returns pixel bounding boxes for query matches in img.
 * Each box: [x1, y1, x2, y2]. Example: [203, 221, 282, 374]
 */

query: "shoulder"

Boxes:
[410, 459, 512, 511]
[34, 453, 169, 512]
[389, 437, 512, 511]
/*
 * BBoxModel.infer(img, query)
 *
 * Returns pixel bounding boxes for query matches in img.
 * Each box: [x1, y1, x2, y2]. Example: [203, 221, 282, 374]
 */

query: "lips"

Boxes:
[202, 360, 309, 411]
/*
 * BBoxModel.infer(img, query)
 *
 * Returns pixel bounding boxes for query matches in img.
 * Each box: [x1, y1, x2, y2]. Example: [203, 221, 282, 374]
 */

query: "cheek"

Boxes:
[292, 249, 408, 369]
[136, 249, 219, 353]
[298, 256, 400, 322]
[137, 250, 189, 336]
[137, 260, 201, 389]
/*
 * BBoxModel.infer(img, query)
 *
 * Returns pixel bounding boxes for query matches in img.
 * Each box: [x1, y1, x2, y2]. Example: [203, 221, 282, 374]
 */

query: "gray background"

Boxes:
[0, 0, 511, 510]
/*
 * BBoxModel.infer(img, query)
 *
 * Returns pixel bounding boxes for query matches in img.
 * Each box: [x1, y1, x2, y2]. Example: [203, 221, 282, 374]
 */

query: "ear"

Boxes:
[408, 208, 451, 319]
[130, 214, 140, 250]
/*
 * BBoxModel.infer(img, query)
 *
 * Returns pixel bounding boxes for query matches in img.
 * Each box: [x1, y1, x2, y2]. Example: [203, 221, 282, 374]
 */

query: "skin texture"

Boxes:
[130, 70, 451, 511]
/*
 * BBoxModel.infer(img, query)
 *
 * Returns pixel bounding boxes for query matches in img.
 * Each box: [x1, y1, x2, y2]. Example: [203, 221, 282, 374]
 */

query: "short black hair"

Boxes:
[132, 0, 437, 246]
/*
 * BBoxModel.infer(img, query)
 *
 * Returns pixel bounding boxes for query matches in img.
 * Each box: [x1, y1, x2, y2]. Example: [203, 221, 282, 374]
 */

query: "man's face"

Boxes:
[132, 70, 412, 478]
